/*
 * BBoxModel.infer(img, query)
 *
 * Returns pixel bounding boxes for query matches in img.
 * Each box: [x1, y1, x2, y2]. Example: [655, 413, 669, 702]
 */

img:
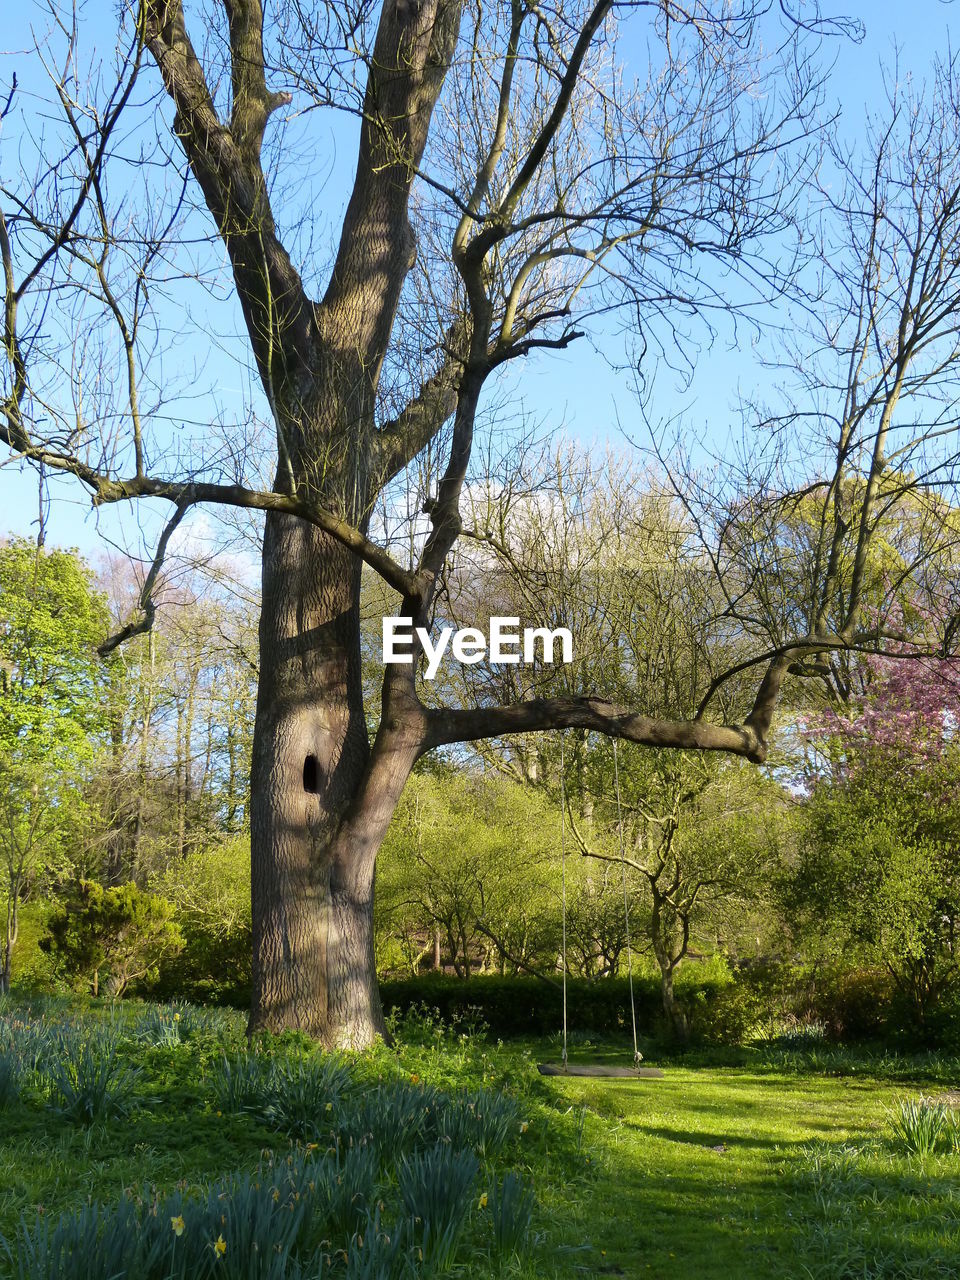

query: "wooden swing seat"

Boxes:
[536, 1062, 664, 1078]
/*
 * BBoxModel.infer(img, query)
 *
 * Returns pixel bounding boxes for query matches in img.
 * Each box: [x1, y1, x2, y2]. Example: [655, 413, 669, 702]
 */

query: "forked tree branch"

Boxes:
[97, 500, 191, 656]
[0, 418, 422, 596]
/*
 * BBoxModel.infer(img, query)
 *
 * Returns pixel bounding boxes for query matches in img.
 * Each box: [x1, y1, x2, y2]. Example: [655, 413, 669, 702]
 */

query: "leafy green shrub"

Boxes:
[733, 958, 817, 1035]
[148, 920, 252, 1008]
[680, 980, 763, 1046]
[147, 836, 252, 1007]
[381, 974, 736, 1040]
[808, 966, 896, 1042]
[40, 881, 183, 997]
[3, 900, 63, 995]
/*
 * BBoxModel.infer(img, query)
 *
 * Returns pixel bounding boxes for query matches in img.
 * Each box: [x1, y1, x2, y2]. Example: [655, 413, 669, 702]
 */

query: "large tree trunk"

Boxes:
[249, 513, 369, 1044]
[652, 906, 689, 1043]
[140, 0, 464, 1049]
[249, 510, 423, 1046]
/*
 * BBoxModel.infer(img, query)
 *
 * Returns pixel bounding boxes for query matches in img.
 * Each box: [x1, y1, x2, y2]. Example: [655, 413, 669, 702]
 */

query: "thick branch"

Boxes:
[424, 697, 767, 762]
[95, 475, 423, 598]
[376, 326, 468, 483]
[0, 425, 422, 596]
[141, 0, 313, 385]
[321, 0, 464, 378]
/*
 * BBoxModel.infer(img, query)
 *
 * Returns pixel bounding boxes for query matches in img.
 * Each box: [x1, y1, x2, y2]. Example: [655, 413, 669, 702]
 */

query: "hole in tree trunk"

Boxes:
[303, 754, 319, 793]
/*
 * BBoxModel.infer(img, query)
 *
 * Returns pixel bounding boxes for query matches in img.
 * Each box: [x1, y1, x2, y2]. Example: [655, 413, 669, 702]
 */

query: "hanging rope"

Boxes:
[613, 739, 643, 1069]
[559, 734, 568, 1071]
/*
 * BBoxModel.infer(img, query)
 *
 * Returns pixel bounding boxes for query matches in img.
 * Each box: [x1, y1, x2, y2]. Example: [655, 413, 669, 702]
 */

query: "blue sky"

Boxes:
[0, 0, 955, 566]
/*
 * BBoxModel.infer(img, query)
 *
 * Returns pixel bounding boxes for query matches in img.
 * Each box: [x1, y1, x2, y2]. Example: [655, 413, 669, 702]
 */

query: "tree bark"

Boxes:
[250, 515, 368, 1043]
[249, 520, 424, 1045]
[1, 895, 15, 994]
[658, 964, 688, 1042]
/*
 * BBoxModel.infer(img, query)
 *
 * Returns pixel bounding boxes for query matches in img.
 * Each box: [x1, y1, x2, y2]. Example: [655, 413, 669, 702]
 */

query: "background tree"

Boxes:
[787, 655, 960, 1032]
[446, 454, 783, 1032]
[568, 749, 779, 1038]
[377, 770, 559, 979]
[0, 539, 111, 989]
[90, 554, 259, 884]
[0, 759, 83, 992]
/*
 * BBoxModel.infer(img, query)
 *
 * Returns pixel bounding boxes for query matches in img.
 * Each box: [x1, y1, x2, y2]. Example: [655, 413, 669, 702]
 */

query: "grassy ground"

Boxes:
[1, 999, 960, 1278]
[540, 1066, 960, 1278]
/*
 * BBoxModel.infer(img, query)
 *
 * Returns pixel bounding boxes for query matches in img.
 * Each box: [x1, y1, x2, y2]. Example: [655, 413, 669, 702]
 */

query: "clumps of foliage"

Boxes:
[5, 1148, 370, 1279]
[789, 656, 960, 1037]
[483, 1171, 536, 1259]
[379, 972, 739, 1042]
[133, 1003, 184, 1048]
[2, 1135, 536, 1277]
[889, 1096, 953, 1158]
[44, 1027, 140, 1123]
[208, 1049, 277, 1115]
[788, 1098, 960, 1279]
[0, 1000, 542, 1278]
[398, 1144, 479, 1272]
[0, 1051, 19, 1109]
[212, 1043, 526, 1167]
[5, 1017, 139, 1123]
[39, 881, 183, 997]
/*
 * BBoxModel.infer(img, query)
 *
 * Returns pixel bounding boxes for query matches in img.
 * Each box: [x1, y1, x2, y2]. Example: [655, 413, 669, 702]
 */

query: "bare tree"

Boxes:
[5, 1, 956, 1050]
[666, 59, 960, 721]
[447, 450, 778, 1034]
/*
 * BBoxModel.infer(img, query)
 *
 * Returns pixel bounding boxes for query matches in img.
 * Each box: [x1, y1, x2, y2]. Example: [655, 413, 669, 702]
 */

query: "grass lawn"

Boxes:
[1, 998, 959, 1278]
[540, 1065, 960, 1278]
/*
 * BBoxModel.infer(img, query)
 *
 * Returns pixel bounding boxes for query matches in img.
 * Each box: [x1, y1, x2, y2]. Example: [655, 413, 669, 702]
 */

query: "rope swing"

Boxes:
[537, 732, 664, 1081]
[614, 737, 643, 1071]
[560, 733, 569, 1070]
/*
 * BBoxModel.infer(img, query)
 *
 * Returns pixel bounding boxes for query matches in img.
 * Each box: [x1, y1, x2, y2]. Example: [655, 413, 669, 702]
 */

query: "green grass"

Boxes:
[535, 1067, 960, 1277]
[1, 998, 960, 1277]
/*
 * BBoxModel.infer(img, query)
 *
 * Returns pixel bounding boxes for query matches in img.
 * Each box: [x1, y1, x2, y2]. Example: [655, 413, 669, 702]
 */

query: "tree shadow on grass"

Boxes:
[638, 1123, 810, 1152]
